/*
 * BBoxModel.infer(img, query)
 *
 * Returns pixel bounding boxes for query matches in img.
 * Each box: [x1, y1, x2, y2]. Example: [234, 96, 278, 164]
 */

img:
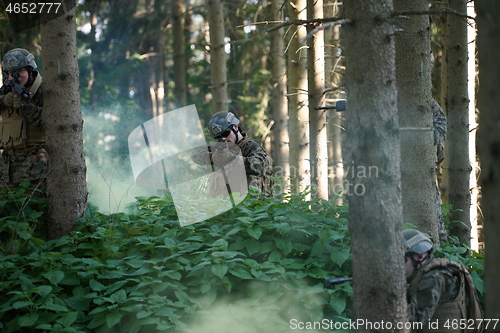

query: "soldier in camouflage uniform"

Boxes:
[0, 48, 46, 193]
[432, 99, 448, 244]
[191, 111, 274, 198]
[404, 229, 483, 333]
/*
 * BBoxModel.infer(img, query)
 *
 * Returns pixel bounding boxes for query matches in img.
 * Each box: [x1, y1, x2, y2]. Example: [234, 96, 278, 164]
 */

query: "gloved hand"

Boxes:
[2, 92, 19, 108]
[436, 144, 444, 165]
[191, 146, 212, 165]
[212, 148, 237, 167]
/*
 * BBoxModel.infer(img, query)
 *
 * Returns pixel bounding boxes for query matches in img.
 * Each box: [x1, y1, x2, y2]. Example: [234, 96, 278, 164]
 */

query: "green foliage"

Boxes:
[0, 181, 47, 255]
[0, 193, 353, 332]
[1, 191, 486, 332]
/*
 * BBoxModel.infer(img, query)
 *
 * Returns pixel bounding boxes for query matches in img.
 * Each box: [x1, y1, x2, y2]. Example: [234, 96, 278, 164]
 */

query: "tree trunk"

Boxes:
[476, 0, 500, 323]
[207, 0, 228, 112]
[466, 2, 480, 251]
[270, 0, 290, 197]
[156, 34, 166, 115]
[287, 0, 310, 196]
[446, 0, 471, 246]
[155, 0, 166, 115]
[41, 1, 87, 240]
[184, 5, 193, 107]
[148, 56, 159, 118]
[439, 1, 450, 206]
[343, 0, 407, 330]
[325, 0, 344, 204]
[172, 0, 187, 107]
[395, 0, 438, 242]
[307, 0, 328, 200]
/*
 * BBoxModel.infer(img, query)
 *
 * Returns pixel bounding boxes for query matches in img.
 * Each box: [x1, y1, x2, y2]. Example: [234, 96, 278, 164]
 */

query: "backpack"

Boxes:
[419, 258, 484, 333]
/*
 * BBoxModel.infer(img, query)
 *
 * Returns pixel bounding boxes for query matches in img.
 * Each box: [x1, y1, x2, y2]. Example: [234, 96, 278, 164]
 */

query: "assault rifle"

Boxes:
[210, 139, 229, 152]
[208, 139, 238, 206]
[314, 100, 347, 112]
[4, 70, 31, 102]
[208, 140, 242, 171]
[324, 277, 353, 288]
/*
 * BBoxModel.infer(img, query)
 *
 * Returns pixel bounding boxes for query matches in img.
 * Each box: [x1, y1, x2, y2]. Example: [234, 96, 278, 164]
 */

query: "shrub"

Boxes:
[0, 181, 47, 255]
[0, 192, 353, 332]
[0, 189, 484, 332]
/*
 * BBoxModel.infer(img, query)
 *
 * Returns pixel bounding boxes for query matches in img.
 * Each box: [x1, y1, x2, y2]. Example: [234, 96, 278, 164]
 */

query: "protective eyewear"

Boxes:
[215, 128, 232, 139]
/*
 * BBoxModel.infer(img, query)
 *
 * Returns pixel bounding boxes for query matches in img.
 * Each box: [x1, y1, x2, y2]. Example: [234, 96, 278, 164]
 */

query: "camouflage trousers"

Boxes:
[248, 174, 274, 199]
[436, 184, 447, 244]
[0, 145, 47, 192]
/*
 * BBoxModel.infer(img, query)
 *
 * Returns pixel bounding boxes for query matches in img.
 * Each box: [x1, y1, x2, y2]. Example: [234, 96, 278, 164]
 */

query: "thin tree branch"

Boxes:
[391, 8, 474, 21]
[300, 19, 352, 44]
[261, 120, 275, 142]
[264, 17, 351, 33]
[262, 7, 472, 35]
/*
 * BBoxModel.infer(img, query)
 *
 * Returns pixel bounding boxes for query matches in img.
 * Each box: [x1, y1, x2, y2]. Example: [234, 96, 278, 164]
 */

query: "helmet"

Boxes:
[404, 229, 433, 255]
[208, 111, 240, 138]
[2, 48, 37, 72]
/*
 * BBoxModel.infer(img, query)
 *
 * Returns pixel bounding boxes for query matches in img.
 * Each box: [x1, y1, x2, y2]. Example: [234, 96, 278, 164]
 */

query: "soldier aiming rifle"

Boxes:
[191, 111, 274, 199]
[0, 48, 46, 194]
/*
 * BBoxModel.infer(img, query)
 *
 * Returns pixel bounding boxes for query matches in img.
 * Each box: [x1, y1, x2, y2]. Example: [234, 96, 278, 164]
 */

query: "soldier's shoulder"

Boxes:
[239, 136, 264, 149]
[419, 263, 457, 296]
[421, 266, 455, 281]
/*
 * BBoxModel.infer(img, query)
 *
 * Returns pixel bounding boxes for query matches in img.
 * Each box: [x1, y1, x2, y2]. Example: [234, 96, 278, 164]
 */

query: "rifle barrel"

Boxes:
[324, 277, 353, 287]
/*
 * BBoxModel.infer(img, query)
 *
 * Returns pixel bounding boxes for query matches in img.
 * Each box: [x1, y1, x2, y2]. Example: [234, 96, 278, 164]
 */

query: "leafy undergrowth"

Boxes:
[0, 186, 485, 333]
[0, 191, 354, 333]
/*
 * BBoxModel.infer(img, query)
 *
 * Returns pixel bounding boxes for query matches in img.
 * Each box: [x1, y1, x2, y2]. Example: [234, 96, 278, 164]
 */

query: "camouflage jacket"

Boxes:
[238, 136, 274, 197]
[432, 99, 448, 243]
[191, 134, 274, 197]
[238, 136, 271, 177]
[432, 99, 447, 147]
[407, 256, 460, 329]
[0, 73, 44, 128]
[0, 73, 46, 187]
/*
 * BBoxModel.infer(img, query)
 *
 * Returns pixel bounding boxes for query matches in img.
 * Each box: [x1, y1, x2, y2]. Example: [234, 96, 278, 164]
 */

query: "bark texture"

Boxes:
[270, 0, 290, 196]
[343, 0, 407, 330]
[446, 0, 471, 246]
[307, 0, 328, 200]
[172, 0, 187, 107]
[287, 0, 310, 195]
[395, 0, 437, 242]
[207, 0, 228, 112]
[475, 0, 500, 323]
[41, 1, 87, 240]
[325, 0, 344, 204]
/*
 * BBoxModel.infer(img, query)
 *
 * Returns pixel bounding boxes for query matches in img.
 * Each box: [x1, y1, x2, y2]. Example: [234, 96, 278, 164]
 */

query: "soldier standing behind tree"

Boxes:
[0, 48, 46, 194]
[432, 99, 448, 244]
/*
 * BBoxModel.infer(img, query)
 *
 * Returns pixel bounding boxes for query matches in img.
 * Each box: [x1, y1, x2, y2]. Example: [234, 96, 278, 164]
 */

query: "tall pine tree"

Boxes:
[41, 0, 87, 239]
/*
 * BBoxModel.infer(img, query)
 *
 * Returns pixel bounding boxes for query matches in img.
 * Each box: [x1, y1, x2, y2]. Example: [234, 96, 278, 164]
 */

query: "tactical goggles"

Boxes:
[215, 128, 232, 140]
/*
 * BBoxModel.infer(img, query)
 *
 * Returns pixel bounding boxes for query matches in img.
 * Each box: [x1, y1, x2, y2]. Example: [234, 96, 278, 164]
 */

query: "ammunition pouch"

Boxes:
[0, 108, 27, 149]
[0, 73, 44, 149]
